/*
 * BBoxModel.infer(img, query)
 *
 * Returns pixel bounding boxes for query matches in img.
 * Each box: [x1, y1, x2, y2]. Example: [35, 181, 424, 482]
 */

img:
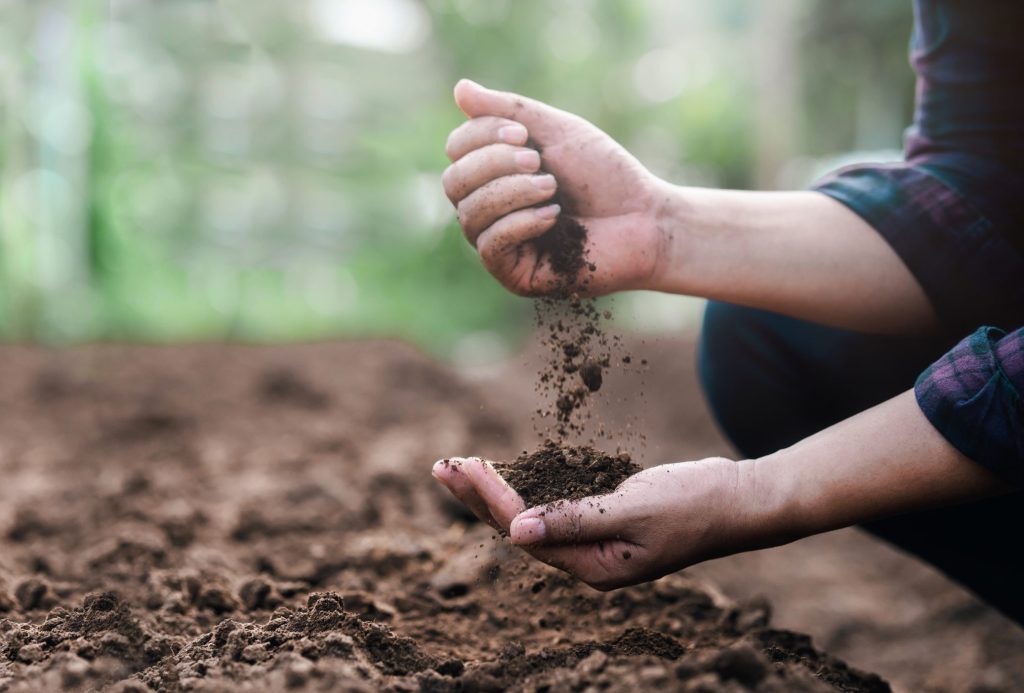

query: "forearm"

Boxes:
[749, 390, 1006, 545]
[649, 184, 939, 334]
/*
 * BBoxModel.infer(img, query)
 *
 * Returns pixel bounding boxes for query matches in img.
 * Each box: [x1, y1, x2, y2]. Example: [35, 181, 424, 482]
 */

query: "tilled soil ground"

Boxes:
[0, 340, 1005, 691]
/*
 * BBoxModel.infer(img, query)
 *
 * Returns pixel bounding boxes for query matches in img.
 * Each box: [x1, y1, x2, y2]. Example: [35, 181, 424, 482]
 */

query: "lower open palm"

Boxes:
[432, 455, 750, 591]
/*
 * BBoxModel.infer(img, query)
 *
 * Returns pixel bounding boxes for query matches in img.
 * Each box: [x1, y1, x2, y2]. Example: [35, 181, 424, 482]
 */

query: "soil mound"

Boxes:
[493, 440, 641, 508]
[140, 591, 446, 689]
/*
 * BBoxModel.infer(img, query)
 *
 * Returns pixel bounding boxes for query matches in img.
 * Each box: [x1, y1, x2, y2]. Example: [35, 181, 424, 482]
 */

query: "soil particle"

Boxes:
[14, 578, 55, 611]
[580, 359, 604, 392]
[492, 440, 641, 508]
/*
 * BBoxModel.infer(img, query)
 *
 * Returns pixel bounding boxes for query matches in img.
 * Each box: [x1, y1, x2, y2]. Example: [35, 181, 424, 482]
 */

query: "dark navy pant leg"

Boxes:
[697, 301, 1024, 624]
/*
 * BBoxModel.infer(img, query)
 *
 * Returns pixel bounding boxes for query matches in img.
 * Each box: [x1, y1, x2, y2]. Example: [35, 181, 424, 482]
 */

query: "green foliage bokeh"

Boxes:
[0, 0, 914, 354]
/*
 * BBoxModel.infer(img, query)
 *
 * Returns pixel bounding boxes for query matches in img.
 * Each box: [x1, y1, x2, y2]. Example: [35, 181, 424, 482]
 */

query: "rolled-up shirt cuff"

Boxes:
[914, 326, 1024, 485]
[812, 163, 1013, 336]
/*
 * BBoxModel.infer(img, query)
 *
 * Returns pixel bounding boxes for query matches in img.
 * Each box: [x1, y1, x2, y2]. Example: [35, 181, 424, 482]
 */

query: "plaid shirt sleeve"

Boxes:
[812, 163, 1024, 337]
[915, 326, 1024, 485]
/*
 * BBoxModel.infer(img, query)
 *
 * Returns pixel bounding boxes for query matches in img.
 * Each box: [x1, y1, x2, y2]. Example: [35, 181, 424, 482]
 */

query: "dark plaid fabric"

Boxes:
[916, 327, 1024, 484]
[811, 1, 1024, 480]
[814, 1, 1024, 336]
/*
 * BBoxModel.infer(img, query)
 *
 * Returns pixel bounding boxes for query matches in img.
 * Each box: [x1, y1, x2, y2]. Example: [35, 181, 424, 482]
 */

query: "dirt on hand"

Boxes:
[492, 440, 641, 509]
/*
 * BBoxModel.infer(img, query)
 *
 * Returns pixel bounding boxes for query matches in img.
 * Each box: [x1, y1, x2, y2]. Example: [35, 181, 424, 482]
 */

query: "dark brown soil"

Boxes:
[493, 440, 641, 508]
[0, 342, 891, 691]
[533, 216, 590, 283]
[527, 139, 592, 294]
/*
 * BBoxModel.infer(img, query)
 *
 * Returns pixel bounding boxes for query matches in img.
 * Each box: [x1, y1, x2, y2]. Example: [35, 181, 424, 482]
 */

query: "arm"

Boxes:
[433, 390, 1005, 590]
[650, 186, 938, 334]
[444, 80, 938, 334]
[758, 390, 1003, 539]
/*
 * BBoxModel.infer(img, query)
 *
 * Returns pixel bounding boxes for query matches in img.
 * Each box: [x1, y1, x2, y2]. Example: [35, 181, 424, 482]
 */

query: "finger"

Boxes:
[442, 144, 541, 204]
[432, 458, 501, 530]
[446, 116, 529, 162]
[454, 79, 570, 139]
[509, 496, 630, 547]
[457, 174, 557, 245]
[461, 458, 525, 527]
[476, 204, 559, 265]
[476, 205, 560, 293]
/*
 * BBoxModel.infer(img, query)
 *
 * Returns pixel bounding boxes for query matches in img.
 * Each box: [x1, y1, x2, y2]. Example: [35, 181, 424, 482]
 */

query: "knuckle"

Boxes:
[456, 200, 476, 234]
[551, 511, 584, 543]
[478, 231, 508, 271]
[440, 166, 456, 198]
[444, 130, 459, 160]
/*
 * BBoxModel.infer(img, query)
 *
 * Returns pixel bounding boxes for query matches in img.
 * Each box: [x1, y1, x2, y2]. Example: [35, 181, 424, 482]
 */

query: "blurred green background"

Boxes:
[0, 0, 914, 357]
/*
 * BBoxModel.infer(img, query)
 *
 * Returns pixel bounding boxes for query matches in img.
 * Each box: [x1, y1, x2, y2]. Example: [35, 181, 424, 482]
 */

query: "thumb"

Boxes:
[509, 496, 627, 547]
[453, 79, 566, 135]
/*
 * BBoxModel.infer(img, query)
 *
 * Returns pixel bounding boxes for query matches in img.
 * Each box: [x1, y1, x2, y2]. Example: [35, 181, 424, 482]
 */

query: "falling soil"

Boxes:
[525, 146, 631, 442]
[492, 440, 641, 508]
[0, 343, 893, 691]
[534, 296, 620, 439]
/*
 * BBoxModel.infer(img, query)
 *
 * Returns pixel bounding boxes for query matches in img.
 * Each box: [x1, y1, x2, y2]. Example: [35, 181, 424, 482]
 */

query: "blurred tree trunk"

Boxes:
[752, 0, 801, 189]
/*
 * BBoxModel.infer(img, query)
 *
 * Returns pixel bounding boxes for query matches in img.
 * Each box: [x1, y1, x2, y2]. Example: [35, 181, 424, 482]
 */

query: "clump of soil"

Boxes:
[527, 139, 592, 294]
[492, 440, 641, 508]
[533, 215, 591, 282]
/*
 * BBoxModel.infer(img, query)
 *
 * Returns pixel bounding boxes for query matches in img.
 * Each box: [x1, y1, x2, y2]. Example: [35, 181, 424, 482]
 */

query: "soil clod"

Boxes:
[492, 440, 641, 508]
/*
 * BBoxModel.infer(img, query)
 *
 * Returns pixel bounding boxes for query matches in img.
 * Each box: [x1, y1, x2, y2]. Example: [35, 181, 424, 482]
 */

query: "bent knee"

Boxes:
[697, 302, 814, 457]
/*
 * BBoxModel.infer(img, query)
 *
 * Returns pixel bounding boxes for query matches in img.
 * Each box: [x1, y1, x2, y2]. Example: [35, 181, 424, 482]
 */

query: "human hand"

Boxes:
[442, 79, 669, 297]
[431, 455, 766, 591]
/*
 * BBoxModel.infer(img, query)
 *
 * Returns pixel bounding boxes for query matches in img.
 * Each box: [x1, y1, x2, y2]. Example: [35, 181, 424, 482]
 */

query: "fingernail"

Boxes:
[514, 150, 540, 171]
[511, 517, 546, 545]
[535, 204, 560, 220]
[498, 124, 528, 144]
[531, 174, 556, 192]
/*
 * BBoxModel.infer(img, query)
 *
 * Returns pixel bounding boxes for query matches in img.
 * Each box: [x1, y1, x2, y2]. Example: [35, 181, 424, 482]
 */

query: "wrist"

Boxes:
[643, 179, 694, 293]
[732, 455, 808, 551]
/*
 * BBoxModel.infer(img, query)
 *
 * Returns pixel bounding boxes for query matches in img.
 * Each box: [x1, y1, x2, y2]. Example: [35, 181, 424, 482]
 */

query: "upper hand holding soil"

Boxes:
[432, 455, 761, 591]
[443, 79, 668, 297]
